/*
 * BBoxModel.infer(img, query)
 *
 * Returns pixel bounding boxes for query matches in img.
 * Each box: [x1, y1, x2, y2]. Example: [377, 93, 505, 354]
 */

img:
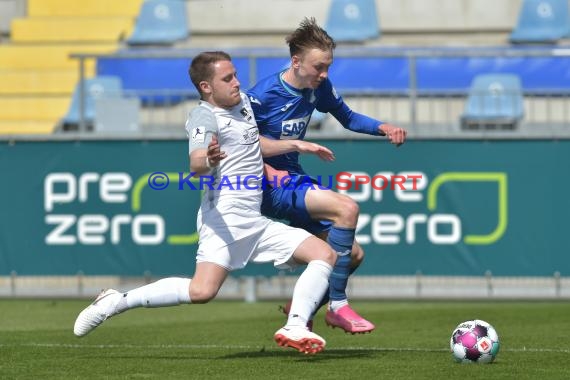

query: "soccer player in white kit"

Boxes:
[73, 51, 337, 355]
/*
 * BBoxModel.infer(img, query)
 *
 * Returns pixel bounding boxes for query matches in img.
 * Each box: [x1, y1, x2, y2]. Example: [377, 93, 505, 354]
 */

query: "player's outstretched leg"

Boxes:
[74, 277, 192, 337]
[74, 289, 122, 337]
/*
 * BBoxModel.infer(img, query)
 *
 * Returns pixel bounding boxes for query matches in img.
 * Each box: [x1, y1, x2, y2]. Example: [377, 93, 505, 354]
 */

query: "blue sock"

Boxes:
[327, 226, 355, 301]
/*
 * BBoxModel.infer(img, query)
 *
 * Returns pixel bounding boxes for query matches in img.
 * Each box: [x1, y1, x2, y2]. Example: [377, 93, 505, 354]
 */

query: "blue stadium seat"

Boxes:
[510, 0, 570, 43]
[62, 76, 124, 128]
[325, 0, 380, 42]
[127, 0, 189, 45]
[461, 74, 525, 130]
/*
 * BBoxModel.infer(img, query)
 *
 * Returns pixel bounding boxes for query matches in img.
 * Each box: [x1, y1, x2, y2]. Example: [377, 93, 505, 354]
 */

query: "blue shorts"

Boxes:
[261, 174, 333, 235]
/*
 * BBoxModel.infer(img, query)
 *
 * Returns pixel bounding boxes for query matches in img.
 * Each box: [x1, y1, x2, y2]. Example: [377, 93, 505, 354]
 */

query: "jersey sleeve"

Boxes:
[185, 106, 219, 154]
[314, 78, 343, 113]
[317, 79, 383, 136]
[330, 103, 383, 136]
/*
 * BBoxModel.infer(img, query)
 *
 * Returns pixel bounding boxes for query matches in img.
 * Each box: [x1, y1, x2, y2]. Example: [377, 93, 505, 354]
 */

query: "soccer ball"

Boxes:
[450, 319, 500, 363]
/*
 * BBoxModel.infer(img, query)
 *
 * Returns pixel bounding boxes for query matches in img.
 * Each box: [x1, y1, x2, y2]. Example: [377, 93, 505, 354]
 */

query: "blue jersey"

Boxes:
[247, 71, 343, 174]
[247, 71, 382, 174]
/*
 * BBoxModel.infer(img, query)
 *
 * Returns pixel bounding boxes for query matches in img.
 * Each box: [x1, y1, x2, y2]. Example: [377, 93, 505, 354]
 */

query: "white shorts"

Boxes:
[195, 206, 312, 271]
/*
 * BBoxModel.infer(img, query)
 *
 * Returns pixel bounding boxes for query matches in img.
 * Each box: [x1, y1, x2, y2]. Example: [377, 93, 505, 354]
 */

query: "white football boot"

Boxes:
[74, 289, 122, 337]
[274, 325, 326, 354]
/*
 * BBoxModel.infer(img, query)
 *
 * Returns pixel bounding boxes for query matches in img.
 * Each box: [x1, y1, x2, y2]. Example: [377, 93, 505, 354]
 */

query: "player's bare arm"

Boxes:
[263, 163, 289, 186]
[259, 135, 335, 161]
[379, 123, 407, 146]
[190, 134, 227, 175]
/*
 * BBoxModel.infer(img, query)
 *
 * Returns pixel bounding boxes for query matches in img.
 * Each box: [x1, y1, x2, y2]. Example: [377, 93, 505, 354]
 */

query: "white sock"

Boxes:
[115, 277, 191, 313]
[287, 260, 332, 327]
[329, 299, 348, 312]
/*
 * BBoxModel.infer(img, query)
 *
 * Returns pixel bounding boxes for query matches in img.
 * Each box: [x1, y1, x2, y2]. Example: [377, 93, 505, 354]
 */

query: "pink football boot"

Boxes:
[325, 305, 375, 334]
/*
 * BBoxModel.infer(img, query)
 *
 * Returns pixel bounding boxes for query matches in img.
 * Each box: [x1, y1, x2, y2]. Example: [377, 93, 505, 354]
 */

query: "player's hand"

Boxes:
[380, 124, 407, 147]
[263, 163, 290, 188]
[207, 134, 227, 167]
[296, 141, 335, 161]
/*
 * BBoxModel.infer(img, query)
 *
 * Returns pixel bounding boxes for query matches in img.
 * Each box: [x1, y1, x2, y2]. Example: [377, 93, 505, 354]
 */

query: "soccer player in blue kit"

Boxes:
[247, 18, 407, 334]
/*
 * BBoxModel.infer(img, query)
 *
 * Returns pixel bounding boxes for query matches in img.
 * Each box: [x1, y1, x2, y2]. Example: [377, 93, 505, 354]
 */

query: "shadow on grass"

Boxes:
[219, 348, 379, 362]
[89, 349, 380, 363]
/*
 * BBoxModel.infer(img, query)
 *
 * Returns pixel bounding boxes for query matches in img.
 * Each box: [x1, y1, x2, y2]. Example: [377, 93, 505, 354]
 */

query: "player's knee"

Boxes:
[189, 284, 218, 304]
[320, 244, 337, 266]
[310, 238, 336, 266]
[342, 197, 360, 219]
[335, 195, 359, 225]
[294, 236, 336, 266]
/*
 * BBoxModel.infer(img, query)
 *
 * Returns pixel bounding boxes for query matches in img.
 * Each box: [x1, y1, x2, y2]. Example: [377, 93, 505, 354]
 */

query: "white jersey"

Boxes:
[185, 92, 312, 271]
[185, 92, 263, 213]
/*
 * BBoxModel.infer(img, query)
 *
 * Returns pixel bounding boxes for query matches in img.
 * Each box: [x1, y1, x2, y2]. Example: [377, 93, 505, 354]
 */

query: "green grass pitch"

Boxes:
[1, 299, 569, 379]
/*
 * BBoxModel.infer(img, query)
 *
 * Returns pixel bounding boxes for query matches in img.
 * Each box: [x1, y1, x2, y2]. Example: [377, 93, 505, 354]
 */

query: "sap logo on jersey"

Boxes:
[281, 116, 310, 139]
